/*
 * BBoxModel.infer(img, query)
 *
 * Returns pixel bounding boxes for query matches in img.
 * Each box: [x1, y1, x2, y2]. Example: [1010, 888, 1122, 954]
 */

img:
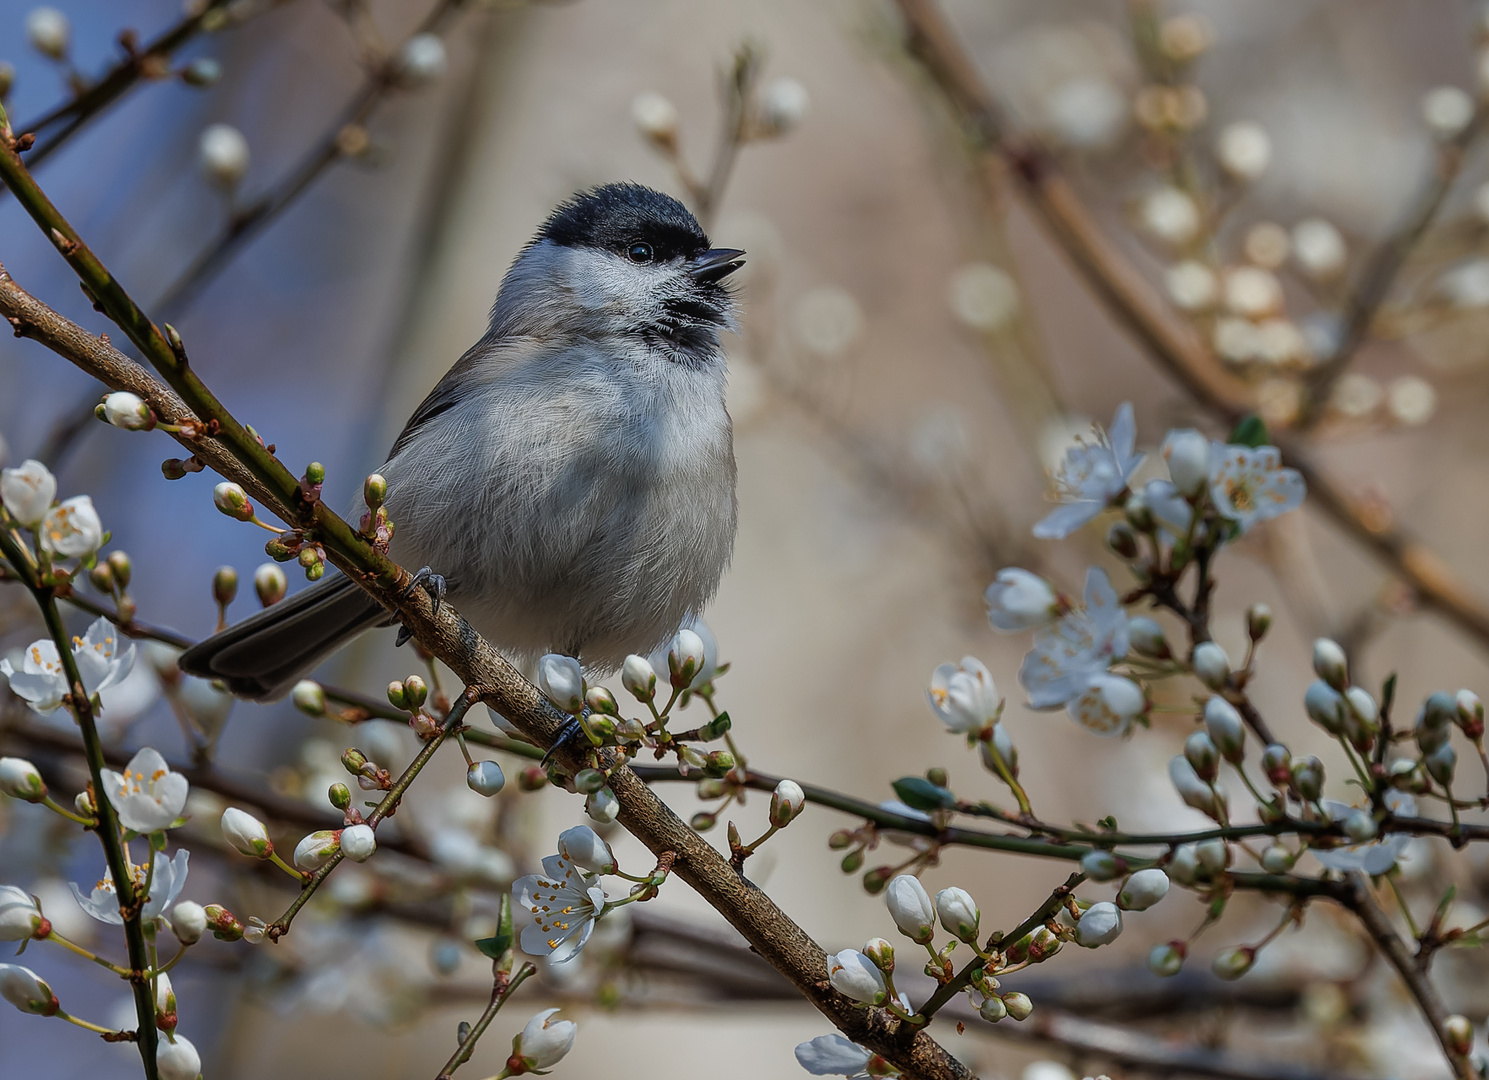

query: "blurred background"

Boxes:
[3, 1, 1489, 1078]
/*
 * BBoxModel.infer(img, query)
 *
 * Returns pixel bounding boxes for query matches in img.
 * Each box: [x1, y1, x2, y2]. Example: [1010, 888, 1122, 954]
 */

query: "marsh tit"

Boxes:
[181, 183, 743, 699]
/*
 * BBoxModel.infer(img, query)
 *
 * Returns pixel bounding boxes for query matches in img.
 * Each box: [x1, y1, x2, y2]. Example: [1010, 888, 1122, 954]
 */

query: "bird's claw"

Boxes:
[540, 717, 585, 767]
[396, 566, 448, 648]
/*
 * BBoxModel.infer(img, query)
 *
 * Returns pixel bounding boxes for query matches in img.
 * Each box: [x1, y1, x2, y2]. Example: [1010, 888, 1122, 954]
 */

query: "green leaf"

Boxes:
[891, 776, 955, 812]
[698, 711, 732, 741]
[1381, 673, 1397, 717]
[1228, 414, 1269, 448]
[475, 893, 514, 961]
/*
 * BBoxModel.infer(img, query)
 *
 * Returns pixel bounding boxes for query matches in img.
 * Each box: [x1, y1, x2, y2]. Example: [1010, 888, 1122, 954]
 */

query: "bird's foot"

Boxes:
[396, 566, 448, 647]
[540, 717, 585, 767]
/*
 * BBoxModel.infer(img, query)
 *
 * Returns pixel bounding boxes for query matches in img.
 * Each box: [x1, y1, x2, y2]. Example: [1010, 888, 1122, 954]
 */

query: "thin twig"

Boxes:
[434, 962, 537, 1079]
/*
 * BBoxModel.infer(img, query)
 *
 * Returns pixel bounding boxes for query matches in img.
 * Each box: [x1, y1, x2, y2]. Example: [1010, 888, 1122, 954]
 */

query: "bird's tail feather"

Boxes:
[178, 573, 392, 701]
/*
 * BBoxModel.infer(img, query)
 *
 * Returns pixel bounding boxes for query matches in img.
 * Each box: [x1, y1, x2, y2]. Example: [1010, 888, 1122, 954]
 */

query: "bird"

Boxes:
[180, 182, 742, 701]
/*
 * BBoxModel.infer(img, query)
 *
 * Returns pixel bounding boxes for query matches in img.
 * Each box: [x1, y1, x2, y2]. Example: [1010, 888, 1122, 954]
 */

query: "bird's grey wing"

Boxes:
[388, 333, 507, 459]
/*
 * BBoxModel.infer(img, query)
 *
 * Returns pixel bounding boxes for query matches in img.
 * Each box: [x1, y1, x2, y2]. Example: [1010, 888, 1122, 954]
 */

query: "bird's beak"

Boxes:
[690, 248, 746, 283]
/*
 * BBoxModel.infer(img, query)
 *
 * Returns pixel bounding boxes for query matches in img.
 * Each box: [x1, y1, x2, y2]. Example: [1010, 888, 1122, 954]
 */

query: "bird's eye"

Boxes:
[627, 242, 654, 264]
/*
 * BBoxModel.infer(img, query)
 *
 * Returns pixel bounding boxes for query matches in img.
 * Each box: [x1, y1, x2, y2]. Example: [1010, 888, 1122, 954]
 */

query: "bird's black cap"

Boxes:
[540, 182, 710, 262]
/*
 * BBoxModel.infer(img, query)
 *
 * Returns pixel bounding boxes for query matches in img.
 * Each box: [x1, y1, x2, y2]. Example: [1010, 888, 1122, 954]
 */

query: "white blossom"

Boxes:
[927, 656, 1002, 734]
[71, 849, 189, 925]
[757, 77, 809, 136]
[1207, 443, 1305, 533]
[1292, 218, 1347, 280]
[885, 874, 935, 944]
[0, 963, 56, 1015]
[1165, 260, 1218, 311]
[1216, 121, 1271, 180]
[795, 1034, 886, 1078]
[935, 886, 980, 944]
[1, 459, 56, 528]
[515, 851, 607, 963]
[1075, 901, 1123, 947]
[102, 747, 188, 833]
[199, 123, 249, 188]
[949, 263, 1019, 332]
[632, 91, 679, 142]
[1033, 403, 1143, 539]
[1314, 791, 1415, 874]
[1223, 266, 1282, 318]
[1019, 568, 1129, 708]
[1117, 868, 1170, 911]
[1139, 188, 1200, 246]
[0, 886, 43, 940]
[513, 1008, 577, 1071]
[340, 824, 377, 862]
[1044, 77, 1125, 149]
[558, 825, 617, 875]
[537, 653, 584, 712]
[1066, 672, 1145, 737]
[826, 949, 887, 1005]
[397, 33, 447, 86]
[2, 617, 136, 716]
[26, 7, 69, 58]
[1387, 375, 1436, 426]
[985, 568, 1060, 632]
[156, 1035, 201, 1080]
[38, 495, 103, 558]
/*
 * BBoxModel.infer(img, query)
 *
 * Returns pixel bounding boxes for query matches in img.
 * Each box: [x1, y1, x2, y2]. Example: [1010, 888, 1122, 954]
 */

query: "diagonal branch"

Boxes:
[890, 0, 1489, 656]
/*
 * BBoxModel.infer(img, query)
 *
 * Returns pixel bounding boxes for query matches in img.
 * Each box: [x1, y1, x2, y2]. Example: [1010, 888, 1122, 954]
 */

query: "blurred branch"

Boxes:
[890, 0, 1489, 657]
[17, 0, 243, 166]
[1301, 107, 1488, 416]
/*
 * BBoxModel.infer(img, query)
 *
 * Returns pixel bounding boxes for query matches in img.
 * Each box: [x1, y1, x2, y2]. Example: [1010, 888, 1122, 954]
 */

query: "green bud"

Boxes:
[840, 849, 865, 874]
[106, 550, 132, 588]
[704, 750, 735, 776]
[402, 675, 428, 710]
[386, 681, 407, 710]
[925, 766, 948, 788]
[828, 829, 854, 850]
[1246, 603, 1272, 641]
[89, 563, 116, 593]
[695, 777, 729, 799]
[181, 57, 221, 86]
[517, 765, 549, 792]
[364, 473, 387, 510]
[305, 462, 326, 485]
[862, 867, 891, 895]
[584, 685, 619, 716]
[213, 565, 238, 608]
[690, 811, 717, 831]
[328, 783, 352, 811]
[341, 748, 369, 775]
[1211, 946, 1255, 980]
[291, 680, 327, 718]
[575, 768, 608, 794]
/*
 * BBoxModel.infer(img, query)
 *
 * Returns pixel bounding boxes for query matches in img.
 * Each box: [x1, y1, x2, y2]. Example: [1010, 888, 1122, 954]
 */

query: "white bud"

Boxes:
[26, 7, 70, 58]
[1080, 850, 1123, 881]
[1260, 844, 1295, 873]
[559, 825, 617, 875]
[1191, 641, 1230, 690]
[1140, 187, 1200, 246]
[290, 679, 326, 717]
[949, 263, 1019, 332]
[221, 807, 272, 858]
[340, 823, 376, 862]
[1423, 86, 1475, 140]
[585, 786, 619, 824]
[1304, 680, 1347, 734]
[1127, 616, 1170, 659]
[1117, 868, 1170, 911]
[0, 757, 46, 802]
[293, 829, 340, 870]
[1168, 844, 1201, 885]
[1223, 266, 1282, 318]
[935, 886, 980, 944]
[884, 874, 935, 944]
[0, 886, 43, 941]
[171, 901, 207, 946]
[631, 91, 679, 143]
[155, 972, 177, 1029]
[537, 653, 584, 713]
[1204, 696, 1246, 763]
[514, 1009, 577, 1071]
[212, 481, 253, 521]
[156, 1035, 201, 1080]
[1216, 121, 1271, 180]
[1162, 428, 1210, 495]
[101, 392, 152, 430]
[254, 562, 287, 606]
[1342, 809, 1377, 843]
[621, 654, 657, 701]
[1292, 218, 1347, 280]
[1312, 638, 1348, 690]
[757, 77, 809, 136]
[1164, 260, 1218, 311]
[397, 33, 447, 86]
[1426, 741, 1458, 787]
[666, 628, 707, 688]
[1148, 942, 1184, 976]
[199, 123, 250, 188]
[1, 459, 57, 529]
[0, 963, 56, 1015]
[1075, 901, 1123, 947]
[984, 568, 1059, 632]
[826, 949, 887, 1005]
[1169, 756, 1224, 819]
[466, 760, 506, 797]
[770, 779, 806, 827]
[1196, 838, 1229, 874]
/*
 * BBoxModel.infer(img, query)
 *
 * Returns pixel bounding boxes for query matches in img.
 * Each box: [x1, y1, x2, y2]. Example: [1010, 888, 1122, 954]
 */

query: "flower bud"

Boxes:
[559, 825, 617, 875]
[341, 748, 369, 776]
[979, 995, 1008, 1022]
[1080, 850, 1124, 882]
[1001, 992, 1033, 1021]
[1169, 756, 1224, 819]
[827, 949, 887, 1005]
[210, 566, 239, 611]
[1029, 926, 1062, 962]
[980, 726, 1019, 776]
[517, 765, 549, 792]
[985, 568, 1061, 632]
[0, 963, 58, 1016]
[1128, 616, 1170, 659]
[862, 936, 895, 973]
[667, 629, 706, 688]
[1196, 838, 1229, 874]
[1191, 641, 1230, 690]
[182, 57, 221, 86]
[75, 791, 94, 817]
[397, 32, 447, 87]
[1344, 686, 1379, 733]
[1305, 680, 1347, 735]
[885, 874, 935, 944]
[1292, 755, 1325, 800]
[770, 779, 806, 827]
[1106, 521, 1139, 559]
[221, 807, 273, 858]
[1211, 945, 1255, 980]
[199, 123, 249, 188]
[467, 760, 506, 797]
[212, 481, 254, 522]
[340, 823, 376, 862]
[1204, 697, 1246, 763]
[1246, 603, 1272, 642]
[632, 91, 679, 147]
[1162, 428, 1210, 495]
[935, 886, 980, 944]
[99, 391, 153, 430]
[840, 849, 864, 873]
[1184, 730, 1220, 782]
[1117, 868, 1170, 911]
[861, 866, 892, 895]
[1148, 941, 1185, 976]
[26, 7, 69, 59]
[401, 675, 428, 711]
[1418, 691, 1457, 753]
[574, 768, 607, 794]
[157, 1034, 200, 1080]
[538, 654, 584, 713]
[1260, 844, 1295, 873]
[1312, 638, 1348, 690]
[89, 562, 116, 593]
[690, 811, 716, 831]
[1125, 493, 1154, 532]
[155, 972, 178, 1033]
[704, 750, 735, 776]
[1168, 844, 1201, 885]
[1076, 901, 1122, 947]
[254, 563, 287, 607]
[1455, 690, 1485, 740]
[621, 654, 657, 701]
[1342, 808, 1377, 843]
[171, 901, 206, 946]
[1445, 1014, 1474, 1057]
[584, 685, 619, 716]
[204, 904, 244, 940]
[1425, 741, 1458, 787]
[1261, 744, 1292, 786]
[291, 679, 326, 717]
[0, 886, 43, 941]
[756, 77, 809, 136]
[0, 758, 46, 802]
[585, 786, 619, 823]
[294, 829, 341, 870]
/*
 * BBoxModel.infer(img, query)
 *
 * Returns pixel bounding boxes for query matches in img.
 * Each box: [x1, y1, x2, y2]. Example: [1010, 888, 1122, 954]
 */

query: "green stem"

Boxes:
[1386, 874, 1422, 939]
[45, 930, 130, 976]
[267, 850, 308, 882]
[435, 962, 538, 1079]
[41, 794, 95, 826]
[56, 1010, 132, 1037]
